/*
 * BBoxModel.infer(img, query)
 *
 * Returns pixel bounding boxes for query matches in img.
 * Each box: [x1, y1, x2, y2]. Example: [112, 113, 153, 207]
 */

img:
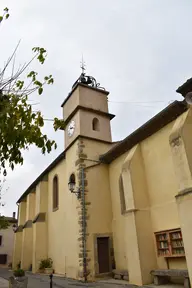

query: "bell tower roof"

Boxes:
[61, 62, 109, 108]
[62, 62, 115, 149]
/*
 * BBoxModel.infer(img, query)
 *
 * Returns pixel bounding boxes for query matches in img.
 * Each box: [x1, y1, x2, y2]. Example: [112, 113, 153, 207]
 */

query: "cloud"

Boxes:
[0, 0, 191, 215]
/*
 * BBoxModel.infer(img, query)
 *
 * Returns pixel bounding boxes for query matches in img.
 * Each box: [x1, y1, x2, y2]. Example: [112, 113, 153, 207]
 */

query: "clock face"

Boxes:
[67, 120, 75, 137]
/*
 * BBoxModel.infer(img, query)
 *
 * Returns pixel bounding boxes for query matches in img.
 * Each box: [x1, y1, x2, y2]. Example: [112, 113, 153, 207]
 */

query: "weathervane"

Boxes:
[71, 56, 105, 91]
[80, 55, 86, 75]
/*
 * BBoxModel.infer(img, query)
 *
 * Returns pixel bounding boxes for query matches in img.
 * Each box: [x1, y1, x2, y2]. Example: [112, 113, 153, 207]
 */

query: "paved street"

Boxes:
[0, 268, 135, 288]
[0, 269, 185, 288]
[0, 276, 8, 288]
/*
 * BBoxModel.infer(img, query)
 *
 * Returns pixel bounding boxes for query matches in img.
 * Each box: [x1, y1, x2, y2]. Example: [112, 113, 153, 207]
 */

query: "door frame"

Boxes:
[93, 233, 113, 276]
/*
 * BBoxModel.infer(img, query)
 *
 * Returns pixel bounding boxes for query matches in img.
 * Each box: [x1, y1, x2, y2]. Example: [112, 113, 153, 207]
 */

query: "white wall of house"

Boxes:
[0, 224, 15, 265]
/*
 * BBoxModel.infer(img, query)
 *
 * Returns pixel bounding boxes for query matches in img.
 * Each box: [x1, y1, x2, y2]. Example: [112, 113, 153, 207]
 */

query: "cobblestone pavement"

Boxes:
[0, 277, 8, 288]
[0, 268, 136, 288]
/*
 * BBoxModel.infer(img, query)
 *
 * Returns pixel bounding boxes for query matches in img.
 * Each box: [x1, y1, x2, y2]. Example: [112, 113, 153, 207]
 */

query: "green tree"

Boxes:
[0, 216, 9, 229]
[0, 8, 66, 176]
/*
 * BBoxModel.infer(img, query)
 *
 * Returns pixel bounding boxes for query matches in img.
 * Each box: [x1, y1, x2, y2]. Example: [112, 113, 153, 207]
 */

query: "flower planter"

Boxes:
[9, 276, 28, 287]
[38, 269, 44, 274]
[44, 268, 53, 274]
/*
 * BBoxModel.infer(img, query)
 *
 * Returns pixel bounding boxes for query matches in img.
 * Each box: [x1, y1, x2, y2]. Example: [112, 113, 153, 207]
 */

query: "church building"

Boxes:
[13, 71, 192, 286]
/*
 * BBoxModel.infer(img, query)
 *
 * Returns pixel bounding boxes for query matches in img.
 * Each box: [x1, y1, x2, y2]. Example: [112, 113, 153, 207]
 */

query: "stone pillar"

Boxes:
[21, 192, 35, 270]
[21, 221, 33, 270]
[32, 218, 47, 272]
[121, 145, 157, 285]
[18, 201, 27, 226]
[169, 108, 192, 286]
[32, 179, 48, 273]
[13, 201, 27, 269]
[12, 228, 23, 269]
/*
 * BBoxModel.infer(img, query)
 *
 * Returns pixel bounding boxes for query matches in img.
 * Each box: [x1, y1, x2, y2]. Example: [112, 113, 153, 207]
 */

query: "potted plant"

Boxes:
[9, 269, 28, 287]
[17, 261, 21, 269]
[39, 258, 53, 274]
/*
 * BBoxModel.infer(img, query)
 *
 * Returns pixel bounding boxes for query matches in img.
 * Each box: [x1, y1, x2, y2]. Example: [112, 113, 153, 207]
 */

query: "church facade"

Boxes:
[13, 73, 192, 286]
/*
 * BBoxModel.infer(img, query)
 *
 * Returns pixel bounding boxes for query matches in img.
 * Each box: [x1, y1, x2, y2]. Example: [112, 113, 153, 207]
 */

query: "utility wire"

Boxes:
[43, 100, 174, 122]
[108, 100, 174, 104]
[0, 100, 175, 123]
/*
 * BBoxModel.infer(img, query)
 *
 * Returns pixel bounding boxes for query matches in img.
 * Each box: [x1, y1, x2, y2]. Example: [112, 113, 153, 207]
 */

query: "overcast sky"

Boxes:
[0, 0, 191, 217]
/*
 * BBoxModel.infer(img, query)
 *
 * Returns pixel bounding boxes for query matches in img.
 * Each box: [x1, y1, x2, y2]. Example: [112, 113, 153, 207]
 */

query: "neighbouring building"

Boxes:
[12, 70, 192, 286]
[0, 212, 17, 266]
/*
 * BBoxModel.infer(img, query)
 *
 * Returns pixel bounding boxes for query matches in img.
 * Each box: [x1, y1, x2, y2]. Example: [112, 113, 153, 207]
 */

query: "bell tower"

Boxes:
[62, 67, 115, 150]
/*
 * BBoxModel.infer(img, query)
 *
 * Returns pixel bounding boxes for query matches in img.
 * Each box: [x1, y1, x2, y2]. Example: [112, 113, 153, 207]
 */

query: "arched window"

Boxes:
[53, 175, 59, 210]
[92, 118, 100, 131]
[69, 173, 76, 185]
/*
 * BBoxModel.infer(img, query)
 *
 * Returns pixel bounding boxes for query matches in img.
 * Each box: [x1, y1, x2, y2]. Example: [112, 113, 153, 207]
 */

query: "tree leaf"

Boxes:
[0, 11, 57, 173]
[0, 217, 10, 230]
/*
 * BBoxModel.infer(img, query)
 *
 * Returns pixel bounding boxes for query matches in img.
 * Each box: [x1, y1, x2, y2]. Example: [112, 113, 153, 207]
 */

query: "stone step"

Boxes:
[112, 269, 129, 281]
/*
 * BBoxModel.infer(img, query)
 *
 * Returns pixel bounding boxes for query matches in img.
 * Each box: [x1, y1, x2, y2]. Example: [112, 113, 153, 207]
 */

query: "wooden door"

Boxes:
[0, 254, 7, 264]
[97, 237, 110, 274]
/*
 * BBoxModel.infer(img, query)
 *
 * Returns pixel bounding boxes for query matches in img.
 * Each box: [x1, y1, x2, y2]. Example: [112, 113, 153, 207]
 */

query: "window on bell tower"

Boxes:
[92, 118, 100, 131]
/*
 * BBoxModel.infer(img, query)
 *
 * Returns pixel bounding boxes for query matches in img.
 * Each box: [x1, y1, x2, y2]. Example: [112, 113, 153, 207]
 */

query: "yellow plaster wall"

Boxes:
[47, 143, 79, 278]
[26, 193, 36, 221]
[13, 201, 26, 268]
[63, 88, 79, 121]
[21, 190, 36, 271]
[169, 109, 192, 284]
[141, 121, 186, 269]
[121, 145, 156, 285]
[40, 180, 48, 212]
[79, 85, 109, 113]
[79, 110, 112, 142]
[176, 193, 192, 279]
[170, 110, 192, 191]
[63, 86, 109, 121]
[179, 110, 192, 181]
[65, 112, 80, 148]
[82, 138, 112, 161]
[65, 110, 112, 149]
[18, 201, 27, 225]
[109, 153, 130, 270]
[33, 222, 48, 272]
[13, 232, 22, 268]
[35, 179, 48, 215]
[35, 184, 41, 215]
[21, 227, 33, 270]
[141, 122, 180, 231]
[85, 164, 112, 277]
[33, 179, 48, 272]
[109, 118, 187, 278]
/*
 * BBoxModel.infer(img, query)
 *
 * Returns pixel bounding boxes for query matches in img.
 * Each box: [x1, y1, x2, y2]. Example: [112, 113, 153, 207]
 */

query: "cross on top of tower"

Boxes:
[70, 57, 105, 91]
[80, 55, 86, 75]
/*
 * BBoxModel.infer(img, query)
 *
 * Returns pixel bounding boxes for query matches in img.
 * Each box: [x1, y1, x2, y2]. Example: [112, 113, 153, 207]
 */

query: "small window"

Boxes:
[69, 173, 75, 185]
[53, 175, 59, 210]
[92, 118, 100, 131]
[0, 236, 2, 246]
